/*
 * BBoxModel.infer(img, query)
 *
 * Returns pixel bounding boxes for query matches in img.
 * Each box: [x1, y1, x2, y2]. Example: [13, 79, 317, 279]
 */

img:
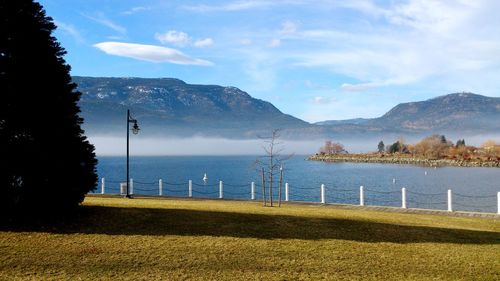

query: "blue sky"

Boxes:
[39, 0, 500, 122]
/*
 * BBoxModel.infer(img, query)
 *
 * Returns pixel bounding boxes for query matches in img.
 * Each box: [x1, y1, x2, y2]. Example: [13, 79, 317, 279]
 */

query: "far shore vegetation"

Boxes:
[311, 135, 500, 167]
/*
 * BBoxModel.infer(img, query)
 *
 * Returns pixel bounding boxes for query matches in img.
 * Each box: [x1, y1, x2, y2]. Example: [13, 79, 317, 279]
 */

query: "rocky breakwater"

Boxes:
[308, 154, 500, 168]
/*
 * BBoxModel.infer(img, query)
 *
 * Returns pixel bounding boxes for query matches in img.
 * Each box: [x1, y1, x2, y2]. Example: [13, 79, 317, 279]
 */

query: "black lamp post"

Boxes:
[126, 109, 140, 198]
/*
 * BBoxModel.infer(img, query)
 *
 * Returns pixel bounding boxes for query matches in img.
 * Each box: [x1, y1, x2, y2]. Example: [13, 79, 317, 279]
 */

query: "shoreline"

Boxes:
[308, 154, 500, 168]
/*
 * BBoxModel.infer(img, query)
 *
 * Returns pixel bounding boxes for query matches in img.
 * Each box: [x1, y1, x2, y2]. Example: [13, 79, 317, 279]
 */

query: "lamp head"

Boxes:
[131, 121, 140, 134]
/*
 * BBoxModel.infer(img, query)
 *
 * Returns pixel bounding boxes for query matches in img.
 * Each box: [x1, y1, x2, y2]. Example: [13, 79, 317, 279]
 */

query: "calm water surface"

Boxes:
[96, 156, 500, 213]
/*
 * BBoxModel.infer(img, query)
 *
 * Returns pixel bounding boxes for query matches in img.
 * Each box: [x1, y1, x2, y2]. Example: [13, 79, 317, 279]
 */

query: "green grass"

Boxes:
[1, 196, 499, 280]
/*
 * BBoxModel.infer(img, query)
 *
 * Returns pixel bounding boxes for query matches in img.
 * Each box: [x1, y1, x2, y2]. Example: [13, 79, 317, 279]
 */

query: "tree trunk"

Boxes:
[278, 167, 283, 207]
[261, 168, 266, 206]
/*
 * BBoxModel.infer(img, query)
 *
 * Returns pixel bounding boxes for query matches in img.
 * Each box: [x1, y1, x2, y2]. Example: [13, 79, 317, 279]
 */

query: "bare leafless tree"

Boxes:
[255, 129, 292, 207]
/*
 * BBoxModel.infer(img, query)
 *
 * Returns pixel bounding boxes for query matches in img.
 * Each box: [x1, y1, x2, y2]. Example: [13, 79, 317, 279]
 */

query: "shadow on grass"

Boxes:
[2, 205, 499, 244]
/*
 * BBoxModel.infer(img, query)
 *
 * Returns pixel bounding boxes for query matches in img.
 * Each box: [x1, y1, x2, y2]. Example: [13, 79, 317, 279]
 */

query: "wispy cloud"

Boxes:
[287, 0, 500, 92]
[194, 38, 214, 48]
[182, 0, 310, 12]
[268, 38, 281, 48]
[182, 0, 274, 12]
[93, 42, 213, 66]
[280, 20, 298, 34]
[54, 20, 84, 43]
[83, 13, 126, 35]
[155, 30, 190, 47]
[155, 31, 215, 48]
[122, 6, 150, 15]
[311, 96, 336, 105]
[240, 39, 253, 45]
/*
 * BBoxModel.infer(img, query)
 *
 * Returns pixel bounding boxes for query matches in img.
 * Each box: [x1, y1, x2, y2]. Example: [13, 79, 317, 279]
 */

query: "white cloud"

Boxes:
[341, 83, 373, 92]
[182, 0, 313, 12]
[155, 30, 191, 47]
[194, 38, 215, 48]
[240, 39, 253, 45]
[280, 20, 298, 34]
[54, 20, 84, 43]
[93, 42, 213, 66]
[122, 6, 150, 15]
[83, 13, 126, 35]
[288, 0, 500, 92]
[268, 38, 281, 48]
[311, 96, 336, 105]
[183, 1, 275, 12]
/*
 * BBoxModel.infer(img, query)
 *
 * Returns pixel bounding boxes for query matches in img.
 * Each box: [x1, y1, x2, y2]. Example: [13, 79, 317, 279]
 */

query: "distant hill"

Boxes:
[74, 76, 309, 138]
[74, 76, 500, 139]
[317, 93, 500, 136]
[315, 118, 370, 126]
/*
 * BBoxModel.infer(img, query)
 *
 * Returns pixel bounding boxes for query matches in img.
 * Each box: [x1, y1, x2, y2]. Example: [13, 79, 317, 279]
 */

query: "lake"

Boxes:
[96, 155, 500, 213]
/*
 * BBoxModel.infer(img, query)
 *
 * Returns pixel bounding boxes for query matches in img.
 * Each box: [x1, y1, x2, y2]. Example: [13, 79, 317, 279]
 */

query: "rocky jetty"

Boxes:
[308, 154, 500, 168]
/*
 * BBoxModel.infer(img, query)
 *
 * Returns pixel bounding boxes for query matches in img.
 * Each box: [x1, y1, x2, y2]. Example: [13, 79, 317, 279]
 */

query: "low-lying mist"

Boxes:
[88, 134, 500, 156]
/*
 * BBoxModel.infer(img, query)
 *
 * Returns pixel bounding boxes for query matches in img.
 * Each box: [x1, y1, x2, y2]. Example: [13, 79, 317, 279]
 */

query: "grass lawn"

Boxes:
[1, 196, 499, 280]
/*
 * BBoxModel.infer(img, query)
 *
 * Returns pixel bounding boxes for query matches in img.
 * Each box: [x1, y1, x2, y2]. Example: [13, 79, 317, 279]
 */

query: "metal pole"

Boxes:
[126, 109, 130, 198]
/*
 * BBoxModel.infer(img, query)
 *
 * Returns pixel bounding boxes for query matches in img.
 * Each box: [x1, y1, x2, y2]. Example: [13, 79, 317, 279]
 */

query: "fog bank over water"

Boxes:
[89, 135, 500, 156]
[90, 136, 326, 156]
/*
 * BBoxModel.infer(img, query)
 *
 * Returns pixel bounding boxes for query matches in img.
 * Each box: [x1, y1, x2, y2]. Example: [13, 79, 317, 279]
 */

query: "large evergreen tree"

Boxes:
[0, 0, 97, 214]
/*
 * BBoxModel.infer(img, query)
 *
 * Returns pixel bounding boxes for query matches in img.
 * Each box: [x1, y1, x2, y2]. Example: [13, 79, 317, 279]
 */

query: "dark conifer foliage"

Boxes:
[0, 0, 97, 214]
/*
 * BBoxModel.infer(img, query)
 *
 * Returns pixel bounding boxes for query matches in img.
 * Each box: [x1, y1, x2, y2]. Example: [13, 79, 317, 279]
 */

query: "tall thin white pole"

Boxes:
[188, 180, 192, 198]
[447, 189, 452, 212]
[321, 184, 326, 204]
[101, 177, 105, 194]
[402, 187, 407, 209]
[219, 181, 224, 199]
[360, 186, 364, 206]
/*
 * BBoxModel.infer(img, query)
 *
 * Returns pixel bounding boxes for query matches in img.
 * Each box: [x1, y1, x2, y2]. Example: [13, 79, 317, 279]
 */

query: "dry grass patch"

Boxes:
[1, 196, 499, 280]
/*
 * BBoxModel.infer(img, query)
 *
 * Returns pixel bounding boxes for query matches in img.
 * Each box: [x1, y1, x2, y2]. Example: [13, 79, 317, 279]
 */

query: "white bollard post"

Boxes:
[321, 184, 326, 204]
[219, 181, 224, 199]
[360, 186, 364, 206]
[130, 178, 134, 195]
[447, 189, 452, 212]
[101, 177, 105, 194]
[285, 183, 289, 202]
[159, 179, 163, 196]
[188, 180, 192, 198]
[251, 182, 255, 200]
[497, 192, 499, 215]
[402, 187, 407, 209]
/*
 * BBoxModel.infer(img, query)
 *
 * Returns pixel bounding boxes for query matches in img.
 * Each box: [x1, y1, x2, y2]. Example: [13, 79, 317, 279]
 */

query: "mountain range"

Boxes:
[74, 76, 500, 139]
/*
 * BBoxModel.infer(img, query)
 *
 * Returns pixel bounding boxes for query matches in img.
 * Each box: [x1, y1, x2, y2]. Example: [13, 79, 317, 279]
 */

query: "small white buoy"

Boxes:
[424, 171, 427, 175]
[393, 178, 396, 184]
[434, 166, 437, 170]
[203, 173, 208, 183]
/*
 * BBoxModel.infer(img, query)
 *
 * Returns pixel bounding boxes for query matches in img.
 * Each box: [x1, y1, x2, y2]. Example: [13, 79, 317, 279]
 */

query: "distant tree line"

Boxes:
[318, 140, 348, 155]
[377, 135, 500, 161]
